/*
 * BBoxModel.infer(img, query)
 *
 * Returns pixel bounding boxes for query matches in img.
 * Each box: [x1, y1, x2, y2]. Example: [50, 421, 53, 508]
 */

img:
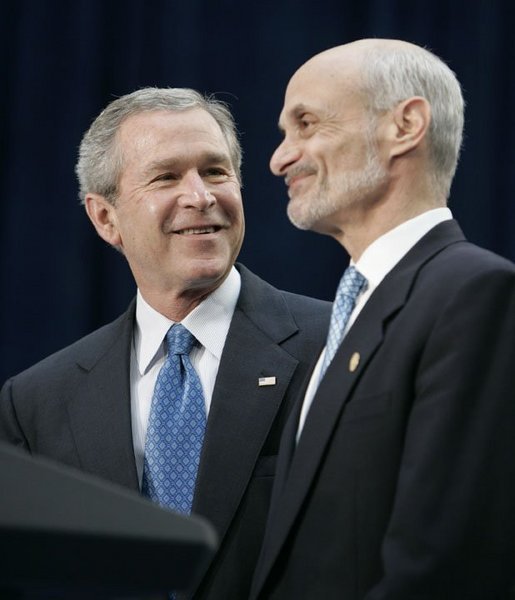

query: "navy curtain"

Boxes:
[1, 0, 514, 381]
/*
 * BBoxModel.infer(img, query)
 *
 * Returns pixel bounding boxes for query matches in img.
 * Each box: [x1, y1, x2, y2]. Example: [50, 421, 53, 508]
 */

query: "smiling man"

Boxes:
[0, 88, 331, 599]
[85, 105, 245, 320]
[250, 40, 515, 599]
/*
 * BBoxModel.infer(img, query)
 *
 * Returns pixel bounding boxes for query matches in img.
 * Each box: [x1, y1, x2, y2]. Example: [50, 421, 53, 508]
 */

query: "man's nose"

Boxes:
[177, 171, 216, 210]
[270, 138, 301, 176]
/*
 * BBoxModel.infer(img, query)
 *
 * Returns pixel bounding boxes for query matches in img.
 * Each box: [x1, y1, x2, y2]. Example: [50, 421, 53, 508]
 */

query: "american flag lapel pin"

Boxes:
[258, 376, 277, 387]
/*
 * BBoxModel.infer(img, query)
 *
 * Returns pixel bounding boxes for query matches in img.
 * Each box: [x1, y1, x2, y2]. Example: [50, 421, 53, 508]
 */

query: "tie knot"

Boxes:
[336, 266, 368, 301]
[166, 324, 196, 356]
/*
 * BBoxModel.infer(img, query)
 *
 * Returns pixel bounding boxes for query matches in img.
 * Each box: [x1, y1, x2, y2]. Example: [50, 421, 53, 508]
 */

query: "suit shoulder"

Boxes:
[237, 263, 331, 318]
[428, 241, 515, 284]
[278, 291, 331, 341]
[279, 289, 331, 316]
[237, 263, 330, 307]
[403, 241, 515, 320]
[444, 240, 514, 268]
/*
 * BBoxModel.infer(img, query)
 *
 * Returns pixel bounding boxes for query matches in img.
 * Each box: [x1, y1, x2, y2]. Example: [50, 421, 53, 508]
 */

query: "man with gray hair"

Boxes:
[0, 87, 331, 598]
[250, 39, 515, 599]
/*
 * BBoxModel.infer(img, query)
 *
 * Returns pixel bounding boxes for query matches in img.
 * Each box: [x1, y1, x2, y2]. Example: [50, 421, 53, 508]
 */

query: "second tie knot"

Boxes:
[318, 265, 368, 383]
[166, 324, 196, 356]
[336, 265, 368, 301]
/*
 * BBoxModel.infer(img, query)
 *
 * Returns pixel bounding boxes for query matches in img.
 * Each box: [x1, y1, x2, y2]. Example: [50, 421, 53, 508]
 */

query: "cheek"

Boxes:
[232, 196, 245, 222]
[115, 204, 160, 245]
[140, 190, 171, 218]
[222, 185, 244, 219]
[233, 203, 245, 242]
[224, 190, 245, 249]
[131, 195, 168, 229]
[306, 144, 330, 172]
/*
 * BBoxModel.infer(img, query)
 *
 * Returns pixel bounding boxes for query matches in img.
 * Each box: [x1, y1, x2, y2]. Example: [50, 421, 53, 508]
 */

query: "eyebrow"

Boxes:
[278, 103, 312, 132]
[292, 103, 309, 118]
[145, 152, 232, 175]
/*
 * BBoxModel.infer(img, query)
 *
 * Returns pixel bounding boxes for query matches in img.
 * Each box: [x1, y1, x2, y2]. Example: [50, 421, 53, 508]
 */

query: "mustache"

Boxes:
[285, 164, 317, 185]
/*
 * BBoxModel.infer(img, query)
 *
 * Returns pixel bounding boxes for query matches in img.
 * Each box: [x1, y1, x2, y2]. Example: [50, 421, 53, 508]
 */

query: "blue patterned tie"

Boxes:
[141, 324, 206, 515]
[319, 266, 368, 382]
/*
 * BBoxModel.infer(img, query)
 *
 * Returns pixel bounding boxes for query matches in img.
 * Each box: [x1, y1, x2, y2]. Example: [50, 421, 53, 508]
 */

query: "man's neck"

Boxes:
[137, 287, 215, 322]
[334, 188, 445, 261]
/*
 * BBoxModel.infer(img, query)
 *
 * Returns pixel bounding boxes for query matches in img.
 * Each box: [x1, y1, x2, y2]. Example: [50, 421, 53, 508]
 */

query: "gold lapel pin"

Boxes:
[258, 376, 277, 387]
[349, 352, 360, 372]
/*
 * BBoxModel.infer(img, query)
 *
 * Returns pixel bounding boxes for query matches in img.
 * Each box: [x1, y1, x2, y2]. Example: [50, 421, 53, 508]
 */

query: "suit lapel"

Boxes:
[192, 265, 300, 549]
[253, 220, 466, 592]
[67, 303, 139, 491]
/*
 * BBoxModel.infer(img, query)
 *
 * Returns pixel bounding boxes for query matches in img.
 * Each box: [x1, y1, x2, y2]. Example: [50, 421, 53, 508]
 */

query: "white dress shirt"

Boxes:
[297, 207, 453, 438]
[130, 267, 241, 483]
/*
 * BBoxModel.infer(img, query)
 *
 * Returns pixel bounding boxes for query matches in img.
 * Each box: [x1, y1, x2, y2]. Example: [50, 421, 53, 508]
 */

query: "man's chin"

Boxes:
[182, 258, 232, 290]
[287, 201, 317, 231]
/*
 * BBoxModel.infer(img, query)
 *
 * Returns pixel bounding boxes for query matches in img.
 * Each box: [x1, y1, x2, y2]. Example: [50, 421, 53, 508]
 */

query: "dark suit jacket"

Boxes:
[0, 264, 331, 600]
[250, 221, 515, 600]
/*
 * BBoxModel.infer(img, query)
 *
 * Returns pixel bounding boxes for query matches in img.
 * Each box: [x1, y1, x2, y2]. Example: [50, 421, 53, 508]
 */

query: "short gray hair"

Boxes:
[361, 44, 464, 199]
[75, 87, 242, 204]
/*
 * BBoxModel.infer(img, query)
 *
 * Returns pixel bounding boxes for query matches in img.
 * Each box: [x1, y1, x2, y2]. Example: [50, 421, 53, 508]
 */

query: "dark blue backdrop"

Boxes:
[1, 0, 514, 382]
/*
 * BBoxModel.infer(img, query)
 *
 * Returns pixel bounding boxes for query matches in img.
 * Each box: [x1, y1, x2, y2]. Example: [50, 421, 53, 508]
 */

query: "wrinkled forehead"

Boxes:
[117, 108, 232, 163]
[119, 108, 225, 144]
[279, 57, 365, 126]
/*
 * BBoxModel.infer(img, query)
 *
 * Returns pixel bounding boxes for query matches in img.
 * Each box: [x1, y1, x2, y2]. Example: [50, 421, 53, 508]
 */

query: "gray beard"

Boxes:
[287, 144, 388, 231]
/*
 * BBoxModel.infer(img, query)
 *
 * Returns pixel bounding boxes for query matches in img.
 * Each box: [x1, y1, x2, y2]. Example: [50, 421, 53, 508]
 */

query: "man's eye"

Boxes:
[299, 118, 313, 129]
[159, 173, 177, 181]
[150, 173, 177, 183]
[205, 168, 229, 178]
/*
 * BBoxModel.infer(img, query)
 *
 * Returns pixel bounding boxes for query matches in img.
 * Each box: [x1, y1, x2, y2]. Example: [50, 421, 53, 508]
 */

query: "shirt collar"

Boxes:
[354, 207, 452, 289]
[134, 266, 241, 375]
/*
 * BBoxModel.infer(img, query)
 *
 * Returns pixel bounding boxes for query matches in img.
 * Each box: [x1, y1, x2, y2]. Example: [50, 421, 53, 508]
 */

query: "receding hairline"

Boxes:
[281, 48, 368, 130]
[292, 38, 434, 91]
[305, 38, 427, 67]
[115, 105, 231, 147]
[287, 43, 367, 99]
[287, 38, 455, 117]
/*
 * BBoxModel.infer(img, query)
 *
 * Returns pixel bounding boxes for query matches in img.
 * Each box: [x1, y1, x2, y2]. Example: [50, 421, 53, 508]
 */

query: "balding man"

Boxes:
[250, 39, 515, 599]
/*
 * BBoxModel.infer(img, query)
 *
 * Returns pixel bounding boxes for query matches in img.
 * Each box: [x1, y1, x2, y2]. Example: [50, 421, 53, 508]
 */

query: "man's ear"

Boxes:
[386, 96, 431, 159]
[84, 193, 122, 247]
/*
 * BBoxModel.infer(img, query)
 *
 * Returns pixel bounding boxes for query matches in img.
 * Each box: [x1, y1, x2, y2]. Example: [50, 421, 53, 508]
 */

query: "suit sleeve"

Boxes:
[0, 378, 30, 451]
[366, 266, 515, 599]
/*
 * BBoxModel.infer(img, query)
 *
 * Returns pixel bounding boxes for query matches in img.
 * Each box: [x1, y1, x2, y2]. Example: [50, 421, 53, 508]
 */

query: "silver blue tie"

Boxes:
[141, 323, 206, 515]
[319, 266, 368, 382]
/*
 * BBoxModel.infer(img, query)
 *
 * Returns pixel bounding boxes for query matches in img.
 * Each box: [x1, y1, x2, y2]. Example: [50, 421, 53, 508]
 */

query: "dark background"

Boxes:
[1, 0, 514, 382]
